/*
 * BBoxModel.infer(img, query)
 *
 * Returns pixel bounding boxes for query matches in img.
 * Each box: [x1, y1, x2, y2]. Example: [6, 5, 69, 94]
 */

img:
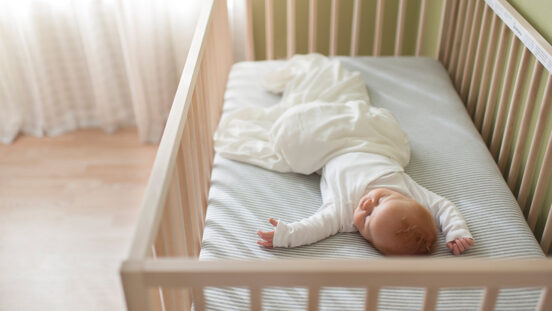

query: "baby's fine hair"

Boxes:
[380, 213, 438, 255]
[394, 216, 438, 255]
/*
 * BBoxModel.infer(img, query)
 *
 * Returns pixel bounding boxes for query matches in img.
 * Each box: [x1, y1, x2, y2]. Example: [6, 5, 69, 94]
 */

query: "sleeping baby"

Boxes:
[214, 54, 474, 256]
[256, 151, 474, 255]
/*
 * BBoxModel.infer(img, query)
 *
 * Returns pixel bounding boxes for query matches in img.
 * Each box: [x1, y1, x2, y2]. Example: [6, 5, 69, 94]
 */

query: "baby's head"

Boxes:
[353, 188, 437, 255]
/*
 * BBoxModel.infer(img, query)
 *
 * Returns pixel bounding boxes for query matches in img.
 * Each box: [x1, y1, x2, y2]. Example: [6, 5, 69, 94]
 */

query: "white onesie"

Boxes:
[273, 152, 473, 248]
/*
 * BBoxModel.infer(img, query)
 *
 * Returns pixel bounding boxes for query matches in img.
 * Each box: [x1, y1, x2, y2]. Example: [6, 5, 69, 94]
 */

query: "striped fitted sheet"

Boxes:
[199, 57, 544, 310]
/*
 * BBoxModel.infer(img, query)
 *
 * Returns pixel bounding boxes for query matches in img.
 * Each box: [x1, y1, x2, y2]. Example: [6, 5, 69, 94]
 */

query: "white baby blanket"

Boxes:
[214, 54, 410, 175]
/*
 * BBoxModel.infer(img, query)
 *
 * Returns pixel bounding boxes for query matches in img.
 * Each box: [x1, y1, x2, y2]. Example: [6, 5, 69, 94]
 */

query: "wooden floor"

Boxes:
[0, 128, 157, 311]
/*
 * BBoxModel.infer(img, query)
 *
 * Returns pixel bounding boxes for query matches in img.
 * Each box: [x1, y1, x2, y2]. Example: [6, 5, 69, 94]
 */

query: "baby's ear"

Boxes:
[360, 197, 372, 210]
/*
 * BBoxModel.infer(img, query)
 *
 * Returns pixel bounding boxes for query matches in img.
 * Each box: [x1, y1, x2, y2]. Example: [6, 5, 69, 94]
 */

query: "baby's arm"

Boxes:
[404, 175, 474, 255]
[257, 202, 340, 248]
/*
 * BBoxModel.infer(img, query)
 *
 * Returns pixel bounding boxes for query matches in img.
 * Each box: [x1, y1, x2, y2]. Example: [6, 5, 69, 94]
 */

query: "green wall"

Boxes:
[507, 0, 552, 45]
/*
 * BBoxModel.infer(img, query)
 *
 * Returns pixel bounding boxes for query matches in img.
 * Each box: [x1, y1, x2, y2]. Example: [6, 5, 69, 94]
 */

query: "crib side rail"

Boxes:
[121, 258, 552, 311]
[441, 0, 552, 253]
[121, 0, 232, 309]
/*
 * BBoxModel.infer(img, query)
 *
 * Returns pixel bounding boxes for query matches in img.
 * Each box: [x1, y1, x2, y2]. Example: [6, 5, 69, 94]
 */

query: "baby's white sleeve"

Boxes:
[404, 175, 473, 243]
[273, 203, 340, 248]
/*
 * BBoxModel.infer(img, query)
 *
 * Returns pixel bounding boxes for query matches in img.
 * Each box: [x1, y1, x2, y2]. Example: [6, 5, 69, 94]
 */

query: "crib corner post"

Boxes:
[121, 261, 153, 311]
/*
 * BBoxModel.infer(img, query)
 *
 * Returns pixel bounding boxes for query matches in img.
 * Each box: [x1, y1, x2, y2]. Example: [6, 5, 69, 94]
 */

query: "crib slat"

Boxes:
[162, 173, 190, 309]
[527, 133, 552, 230]
[490, 37, 521, 158]
[193, 288, 206, 311]
[507, 62, 543, 189]
[309, 0, 317, 53]
[518, 75, 552, 209]
[454, 0, 474, 87]
[265, 0, 274, 60]
[447, 0, 466, 77]
[474, 15, 500, 129]
[538, 287, 552, 311]
[183, 106, 203, 255]
[442, 0, 458, 67]
[460, 0, 484, 101]
[466, 4, 491, 115]
[191, 73, 207, 216]
[196, 95, 210, 225]
[190, 105, 206, 250]
[350, 0, 361, 56]
[373, 0, 385, 56]
[245, 0, 255, 61]
[250, 287, 262, 311]
[497, 48, 531, 173]
[542, 207, 552, 253]
[174, 150, 193, 256]
[196, 67, 213, 208]
[169, 170, 187, 256]
[287, 0, 295, 58]
[179, 134, 198, 256]
[330, 0, 339, 56]
[149, 248, 166, 311]
[151, 288, 165, 311]
[162, 288, 187, 311]
[154, 206, 170, 257]
[308, 287, 319, 311]
[480, 287, 499, 311]
[365, 287, 379, 311]
[394, 0, 407, 56]
[415, 0, 427, 56]
[481, 23, 509, 143]
[423, 288, 438, 311]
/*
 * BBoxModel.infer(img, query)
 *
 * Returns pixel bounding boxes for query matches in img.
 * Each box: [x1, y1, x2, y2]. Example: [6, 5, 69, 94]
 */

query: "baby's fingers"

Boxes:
[447, 242, 460, 255]
[453, 244, 460, 255]
[257, 230, 274, 241]
[257, 240, 273, 248]
[459, 238, 473, 250]
[456, 241, 465, 253]
[269, 218, 278, 227]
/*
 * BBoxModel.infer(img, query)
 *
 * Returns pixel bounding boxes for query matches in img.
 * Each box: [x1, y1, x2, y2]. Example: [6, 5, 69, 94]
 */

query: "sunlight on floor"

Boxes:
[0, 128, 157, 311]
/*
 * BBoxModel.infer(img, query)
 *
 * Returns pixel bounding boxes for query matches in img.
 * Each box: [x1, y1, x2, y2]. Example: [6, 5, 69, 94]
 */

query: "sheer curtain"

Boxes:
[0, 0, 207, 144]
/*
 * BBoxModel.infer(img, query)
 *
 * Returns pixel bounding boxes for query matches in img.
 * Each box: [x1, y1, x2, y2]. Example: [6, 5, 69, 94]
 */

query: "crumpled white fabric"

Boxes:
[214, 54, 410, 175]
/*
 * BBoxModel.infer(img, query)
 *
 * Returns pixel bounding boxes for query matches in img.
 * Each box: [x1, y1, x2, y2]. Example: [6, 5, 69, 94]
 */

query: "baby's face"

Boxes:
[353, 188, 432, 254]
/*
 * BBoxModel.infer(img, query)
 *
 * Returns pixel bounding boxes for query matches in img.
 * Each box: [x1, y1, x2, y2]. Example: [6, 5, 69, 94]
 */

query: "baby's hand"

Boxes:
[257, 218, 278, 248]
[446, 237, 474, 255]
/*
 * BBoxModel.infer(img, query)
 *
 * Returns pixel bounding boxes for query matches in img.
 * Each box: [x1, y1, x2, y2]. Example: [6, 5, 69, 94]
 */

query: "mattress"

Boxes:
[199, 57, 544, 311]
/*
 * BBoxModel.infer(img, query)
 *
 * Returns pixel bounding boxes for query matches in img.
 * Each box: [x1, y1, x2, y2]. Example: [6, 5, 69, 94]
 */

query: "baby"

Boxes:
[257, 152, 474, 255]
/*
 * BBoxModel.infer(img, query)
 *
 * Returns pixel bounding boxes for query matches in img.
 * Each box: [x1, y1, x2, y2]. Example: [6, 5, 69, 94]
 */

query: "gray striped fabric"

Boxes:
[199, 57, 544, 311]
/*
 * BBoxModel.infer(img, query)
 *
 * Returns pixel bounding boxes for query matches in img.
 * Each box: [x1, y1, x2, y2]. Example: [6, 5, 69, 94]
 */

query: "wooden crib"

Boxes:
[121, 0, 552, 310]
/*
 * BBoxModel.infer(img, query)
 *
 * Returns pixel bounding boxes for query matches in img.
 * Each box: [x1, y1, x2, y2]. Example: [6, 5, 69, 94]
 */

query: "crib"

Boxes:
[121, 0, 552, 310]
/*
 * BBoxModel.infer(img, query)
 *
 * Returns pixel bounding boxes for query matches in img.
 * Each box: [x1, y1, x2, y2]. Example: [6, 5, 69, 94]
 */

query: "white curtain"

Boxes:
[0, 0, 210, 144]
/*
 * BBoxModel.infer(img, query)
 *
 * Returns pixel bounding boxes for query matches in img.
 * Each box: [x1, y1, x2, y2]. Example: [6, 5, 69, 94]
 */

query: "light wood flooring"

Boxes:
[0, 128, 157, 311]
